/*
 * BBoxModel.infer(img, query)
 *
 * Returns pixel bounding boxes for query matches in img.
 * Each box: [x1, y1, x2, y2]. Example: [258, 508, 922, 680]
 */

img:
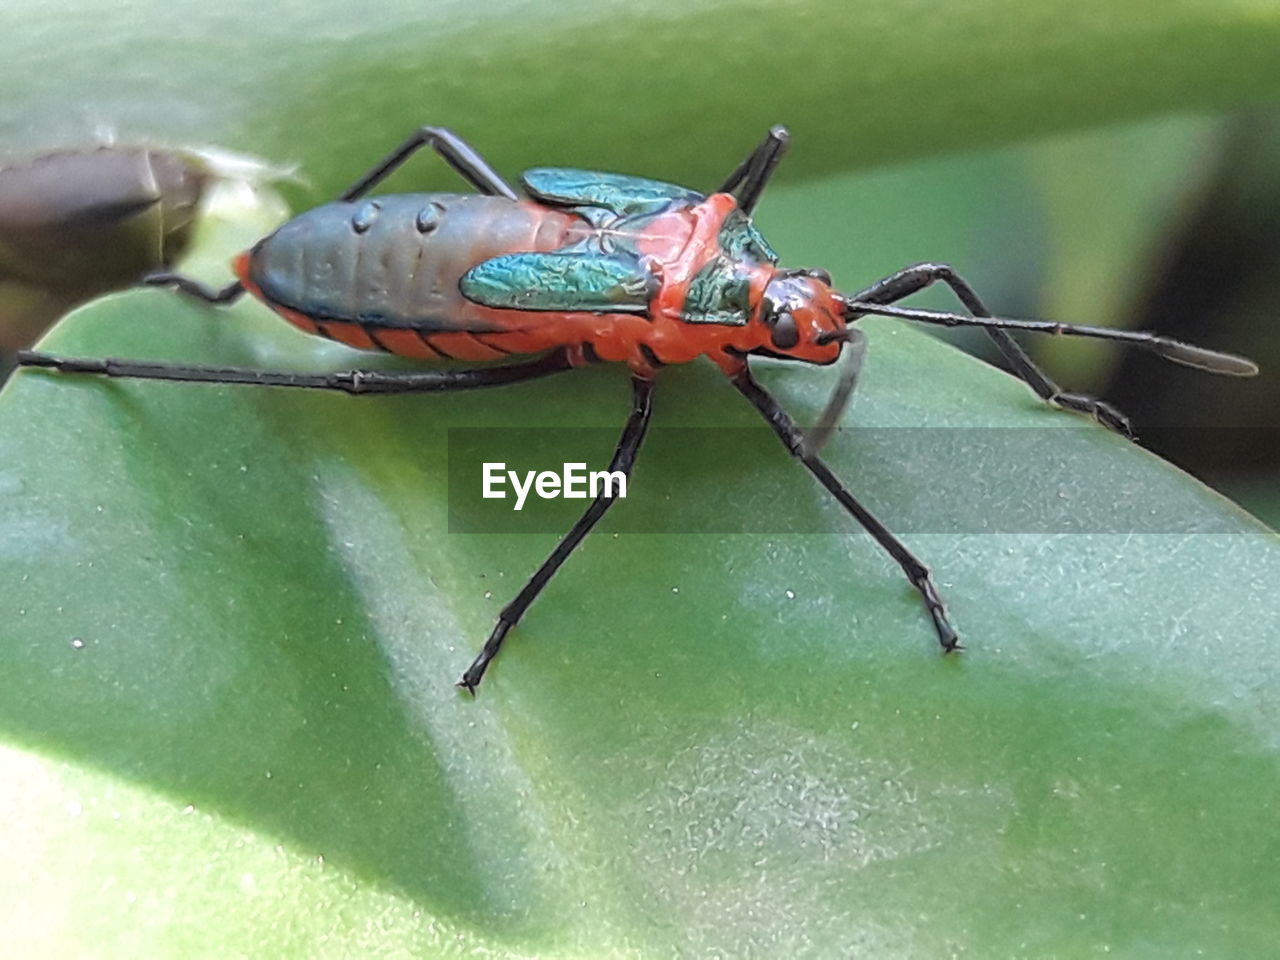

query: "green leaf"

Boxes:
[3, 178, 1280, 955]
[4, 0, 1280, 954]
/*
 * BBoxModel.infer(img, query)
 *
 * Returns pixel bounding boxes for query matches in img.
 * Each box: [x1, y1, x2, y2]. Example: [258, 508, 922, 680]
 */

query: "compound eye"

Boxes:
[805, 268, 833, 286]
[770, 310, 800, 350]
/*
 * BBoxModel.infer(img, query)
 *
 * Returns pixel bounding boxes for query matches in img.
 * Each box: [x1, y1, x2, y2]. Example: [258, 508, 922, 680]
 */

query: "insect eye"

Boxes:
[770, 311, 799, 350]
[805, 268, 833, 286]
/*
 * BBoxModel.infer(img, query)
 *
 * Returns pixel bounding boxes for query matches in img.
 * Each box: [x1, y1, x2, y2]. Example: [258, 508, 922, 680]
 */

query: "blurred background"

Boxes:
[1, 0, 1277, 525]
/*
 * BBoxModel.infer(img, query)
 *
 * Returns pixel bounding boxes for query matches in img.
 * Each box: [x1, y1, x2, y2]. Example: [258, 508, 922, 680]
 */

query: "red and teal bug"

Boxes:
[18, 125, 1259, 693]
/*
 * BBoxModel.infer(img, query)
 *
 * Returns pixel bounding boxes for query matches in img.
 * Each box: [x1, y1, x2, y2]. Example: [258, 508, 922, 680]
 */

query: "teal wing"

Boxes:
[460, 250, 656, 313]
[521, 167, 704, 216]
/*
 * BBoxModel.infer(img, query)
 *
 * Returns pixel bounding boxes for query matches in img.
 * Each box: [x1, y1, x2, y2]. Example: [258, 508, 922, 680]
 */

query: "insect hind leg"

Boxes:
[15, 346, 580, 394]
[848, 263, 1133, 438]
[142, 271, 244, 304]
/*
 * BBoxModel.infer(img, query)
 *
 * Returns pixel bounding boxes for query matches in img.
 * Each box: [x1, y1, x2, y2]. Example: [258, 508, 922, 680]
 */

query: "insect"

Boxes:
[0, 144, 210, 356]
[0, 142, 289, 354]
[0, 145, 210, 294]
[17, 124, 1259, 693]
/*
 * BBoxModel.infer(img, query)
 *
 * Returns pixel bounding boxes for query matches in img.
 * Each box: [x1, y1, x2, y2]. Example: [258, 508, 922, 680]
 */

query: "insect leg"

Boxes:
[141, 271, 244, 304]
[457, 375, 656, 694]
[729, 362, 960, 652]
[15, 347, 578, 394]
[339, 127, 518, 202]
[848, 262, 1134, 438]
[717, 125, 790, 215]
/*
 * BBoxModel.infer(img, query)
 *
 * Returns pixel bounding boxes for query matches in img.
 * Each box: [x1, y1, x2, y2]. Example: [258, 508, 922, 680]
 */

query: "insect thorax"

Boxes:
[680, 207, 779, 326]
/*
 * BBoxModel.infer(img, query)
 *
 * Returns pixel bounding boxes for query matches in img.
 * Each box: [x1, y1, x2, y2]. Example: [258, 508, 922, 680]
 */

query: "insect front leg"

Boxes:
[457, 375, 656, 694]
[15, 347, 580, 394]
[729, 361, 961, 653]
[339, 126, 517, 202]
[849, 262, 1134, 438]
[717, 125, 790, 215]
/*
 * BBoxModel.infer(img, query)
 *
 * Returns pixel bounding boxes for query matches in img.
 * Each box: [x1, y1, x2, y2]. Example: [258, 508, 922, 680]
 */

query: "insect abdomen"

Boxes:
[240, 193, 589, 359]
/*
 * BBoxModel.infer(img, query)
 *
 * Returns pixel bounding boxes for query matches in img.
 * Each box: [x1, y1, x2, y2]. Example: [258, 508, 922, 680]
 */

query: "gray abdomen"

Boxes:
[247, 193, 586, 328]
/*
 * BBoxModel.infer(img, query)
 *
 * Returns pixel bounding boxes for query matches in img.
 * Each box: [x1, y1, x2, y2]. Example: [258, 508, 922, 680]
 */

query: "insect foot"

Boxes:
[1052, 392, 1135, 439]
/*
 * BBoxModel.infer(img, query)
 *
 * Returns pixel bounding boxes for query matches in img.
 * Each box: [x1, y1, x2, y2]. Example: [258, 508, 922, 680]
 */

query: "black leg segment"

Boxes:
[340, 126, 518, 202]
[16, 347, 579, 394]
[847, 262, 1134, 438]
[730, 364, 960, 653]
[457, 375, 656, 694]
[143, 271, 244, 305]
[718, 125, 790, 216]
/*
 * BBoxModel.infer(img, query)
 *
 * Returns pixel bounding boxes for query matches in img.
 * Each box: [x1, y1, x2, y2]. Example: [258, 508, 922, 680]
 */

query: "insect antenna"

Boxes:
[830, 300, 1258, 377]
